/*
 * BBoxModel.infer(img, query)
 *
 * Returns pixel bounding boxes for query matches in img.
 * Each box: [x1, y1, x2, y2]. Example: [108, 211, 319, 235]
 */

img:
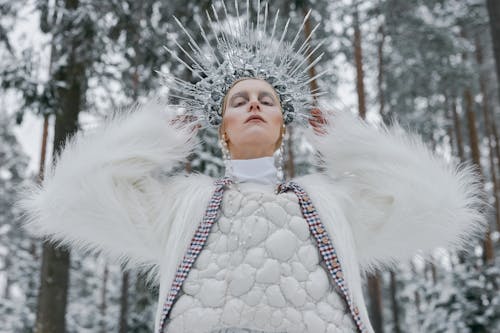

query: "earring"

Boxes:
[276, 124, 286, 185]
[219, 134, 238, 187]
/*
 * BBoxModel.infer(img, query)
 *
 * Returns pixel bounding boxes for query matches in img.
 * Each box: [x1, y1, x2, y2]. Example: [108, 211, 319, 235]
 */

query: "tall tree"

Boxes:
[475, 34, 500, 231]
[0, 111, 38, 332]
[35, 0, 98, 331]
[352, 3, 384, 331]
[353, 4, 367, 120]
[460, 25, 494, 264]
[486, 0, 500, 103]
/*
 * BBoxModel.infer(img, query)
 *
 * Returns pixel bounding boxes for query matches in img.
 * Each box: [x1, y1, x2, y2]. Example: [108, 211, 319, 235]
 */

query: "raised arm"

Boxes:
[308, 110, 489, 272]
[18, 102, 199, 271]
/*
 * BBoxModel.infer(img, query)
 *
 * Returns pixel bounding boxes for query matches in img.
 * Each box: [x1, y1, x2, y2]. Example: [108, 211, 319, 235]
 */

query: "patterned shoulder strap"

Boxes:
[157, 177, 232, 333]
[278, 181, 367, 333]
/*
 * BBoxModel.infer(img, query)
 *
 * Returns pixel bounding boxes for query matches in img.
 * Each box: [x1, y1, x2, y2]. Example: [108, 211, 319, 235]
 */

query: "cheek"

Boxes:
[270, 108, 282, 124]
[222, 108, 244, 135]
[269, 108, 283, 135]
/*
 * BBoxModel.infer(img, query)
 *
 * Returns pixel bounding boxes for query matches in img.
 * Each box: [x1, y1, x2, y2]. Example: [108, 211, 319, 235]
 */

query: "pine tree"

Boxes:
[0, 111, 39, 333]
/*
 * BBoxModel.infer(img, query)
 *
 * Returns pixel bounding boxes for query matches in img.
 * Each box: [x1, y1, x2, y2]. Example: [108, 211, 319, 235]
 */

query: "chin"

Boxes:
[239, 134, 273, 147]
[234, 125, 279, 146]
[241, 125, 268, 135]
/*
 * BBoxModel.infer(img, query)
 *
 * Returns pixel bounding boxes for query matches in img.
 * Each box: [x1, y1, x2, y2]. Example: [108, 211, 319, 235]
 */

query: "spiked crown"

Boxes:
[161, 0, 326, 127]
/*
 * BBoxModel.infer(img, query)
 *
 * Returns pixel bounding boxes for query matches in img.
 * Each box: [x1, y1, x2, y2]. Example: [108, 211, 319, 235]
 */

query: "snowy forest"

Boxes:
[1, 0, 500, 332]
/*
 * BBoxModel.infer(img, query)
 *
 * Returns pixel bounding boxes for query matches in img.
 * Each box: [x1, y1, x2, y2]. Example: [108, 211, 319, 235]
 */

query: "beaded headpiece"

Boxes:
[161, 0, 326, 127]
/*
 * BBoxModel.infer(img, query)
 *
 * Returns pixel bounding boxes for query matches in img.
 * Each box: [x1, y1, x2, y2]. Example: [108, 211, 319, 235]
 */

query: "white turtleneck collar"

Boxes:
[229, 156, 277, 185]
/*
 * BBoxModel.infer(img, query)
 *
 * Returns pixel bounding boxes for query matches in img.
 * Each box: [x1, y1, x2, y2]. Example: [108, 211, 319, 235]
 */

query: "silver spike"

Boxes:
[289, 42, 324, 76]
[293, 38, 325, 69]
[301, 68, 329, 87]
[162, 45, 203, 79]
[263, 1, 268, 35]
[294, 22, 321, 58]
[196, 19, 222, 67]
[173, 16, 211, 66]
[171, 38, 209, 76]
[221, 0, 237, 48]
[234, 0, 242, 34]
[167, 93, 203, 103]
[312, 91, 328, 98]
[256, 0, 261, 34]
[271, 17, 291, 64]
[289, 9, 312, 51]
[246, 0, 250, 37]
[299, 52, 325, 76]
[210, 5, 231, 53]
[205, 9, 234, 68]
[270, 9, 279, 42]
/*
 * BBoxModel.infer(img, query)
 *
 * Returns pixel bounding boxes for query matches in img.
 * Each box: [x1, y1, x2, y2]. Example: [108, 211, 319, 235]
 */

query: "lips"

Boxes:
[245, 114, 265, 123]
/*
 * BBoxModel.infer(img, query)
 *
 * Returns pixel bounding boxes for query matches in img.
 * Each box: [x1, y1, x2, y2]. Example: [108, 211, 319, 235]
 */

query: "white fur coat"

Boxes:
[19, 102, 489, 332]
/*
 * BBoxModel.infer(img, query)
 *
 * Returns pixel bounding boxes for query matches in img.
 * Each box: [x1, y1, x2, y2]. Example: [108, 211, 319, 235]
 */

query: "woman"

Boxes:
[20, 3, 488, 333]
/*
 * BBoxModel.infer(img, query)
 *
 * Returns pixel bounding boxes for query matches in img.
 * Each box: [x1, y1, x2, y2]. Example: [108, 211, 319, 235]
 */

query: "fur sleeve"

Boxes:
[18, 102, 198, 271]
[308, 110, 490, 272]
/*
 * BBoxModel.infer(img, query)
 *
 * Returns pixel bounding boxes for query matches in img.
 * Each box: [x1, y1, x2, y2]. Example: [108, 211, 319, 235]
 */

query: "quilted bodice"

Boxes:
[165, 188, 356, 333]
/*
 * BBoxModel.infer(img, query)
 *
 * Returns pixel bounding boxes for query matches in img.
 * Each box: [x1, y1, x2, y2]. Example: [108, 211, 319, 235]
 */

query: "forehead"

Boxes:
[227, 78, 277, 97]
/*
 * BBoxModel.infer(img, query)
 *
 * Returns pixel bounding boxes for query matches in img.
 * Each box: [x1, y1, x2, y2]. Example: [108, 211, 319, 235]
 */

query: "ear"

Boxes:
[274, 123, 286, 150]
[218, 125, 229, 143]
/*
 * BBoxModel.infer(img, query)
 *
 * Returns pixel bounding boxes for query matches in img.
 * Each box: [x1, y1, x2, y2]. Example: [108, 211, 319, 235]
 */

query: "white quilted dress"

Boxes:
[165, 158, 357, 333]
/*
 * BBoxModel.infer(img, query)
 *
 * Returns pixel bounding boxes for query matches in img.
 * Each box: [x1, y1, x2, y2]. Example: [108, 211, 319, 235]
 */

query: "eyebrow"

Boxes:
[229, 91, 277, 104]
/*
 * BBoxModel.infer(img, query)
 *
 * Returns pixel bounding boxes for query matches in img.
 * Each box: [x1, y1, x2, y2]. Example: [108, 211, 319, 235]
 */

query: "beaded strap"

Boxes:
[157, 177, 232, 333]
[278, 182, 366, 333]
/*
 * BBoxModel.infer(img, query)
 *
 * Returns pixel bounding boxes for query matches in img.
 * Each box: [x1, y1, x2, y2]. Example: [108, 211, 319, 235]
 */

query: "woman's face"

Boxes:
[221, 78, 283, 159]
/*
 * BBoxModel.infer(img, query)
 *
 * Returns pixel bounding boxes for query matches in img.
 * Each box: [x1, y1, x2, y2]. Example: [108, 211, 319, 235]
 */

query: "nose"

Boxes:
[248, 100, 261, 112]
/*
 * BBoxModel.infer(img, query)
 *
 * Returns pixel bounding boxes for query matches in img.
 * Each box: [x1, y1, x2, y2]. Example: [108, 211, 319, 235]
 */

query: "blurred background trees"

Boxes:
[1, 0, 499, 332]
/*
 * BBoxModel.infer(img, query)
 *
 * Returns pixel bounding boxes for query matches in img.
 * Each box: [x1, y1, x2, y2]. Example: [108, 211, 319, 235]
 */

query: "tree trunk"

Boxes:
[476, 35, 500, 231]
[36, 245, 70, 333]
[118, 55, 141, 333]
[425, 260, 437, 284]
[484, 108, 500, 232]
[410, 262, 421, 328]
[119, 270, 130, 333]
[485, 0, 500, 182]
[451, 97, 465, 162]
[35, 0, 86, 331]
[489, 107, 500, 171]
[377, 23, 389, 123]
[100, 263, 108, 333]
[30, 114, 49, 260]
[354, 5, 383, 330]
[36, 76, 83, 333]
[450, 97, 467, 263]
[3, 253, 11, 299]
[445, 94, 456, 158]
[464, 88, 494, 263]
[389, 271, 401, 333]
[367, 274, 383, 333]
[487, 0, 500, 103]
[38, 114, 50, 183]
[353, 5, 367, 120]
[376, 18, 396, 332]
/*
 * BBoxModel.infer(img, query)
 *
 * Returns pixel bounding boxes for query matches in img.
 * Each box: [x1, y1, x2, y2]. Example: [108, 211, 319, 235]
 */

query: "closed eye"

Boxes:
[233, 99, 247, 107]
